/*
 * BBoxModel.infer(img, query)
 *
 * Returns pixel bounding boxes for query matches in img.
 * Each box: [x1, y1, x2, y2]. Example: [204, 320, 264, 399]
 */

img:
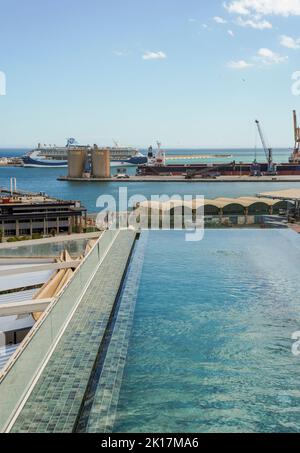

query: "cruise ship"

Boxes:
[22, 139, 147, 167]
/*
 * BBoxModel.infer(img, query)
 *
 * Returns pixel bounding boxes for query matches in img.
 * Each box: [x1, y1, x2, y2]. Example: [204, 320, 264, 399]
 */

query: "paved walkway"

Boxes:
[10, 230, 136, 433]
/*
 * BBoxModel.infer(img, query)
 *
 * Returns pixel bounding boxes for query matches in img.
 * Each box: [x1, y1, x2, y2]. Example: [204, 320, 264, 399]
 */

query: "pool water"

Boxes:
[112, 229, 300, 433]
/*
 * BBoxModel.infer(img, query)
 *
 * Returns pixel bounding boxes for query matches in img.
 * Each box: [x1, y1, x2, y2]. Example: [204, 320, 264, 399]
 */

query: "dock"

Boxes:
[0, 158, 23, 167]
[58, 175, 300, 183]
[0, 186, 48, 198]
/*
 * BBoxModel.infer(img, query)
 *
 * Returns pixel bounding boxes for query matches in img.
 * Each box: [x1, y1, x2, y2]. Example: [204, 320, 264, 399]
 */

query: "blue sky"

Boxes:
[0, 0, 300, 148]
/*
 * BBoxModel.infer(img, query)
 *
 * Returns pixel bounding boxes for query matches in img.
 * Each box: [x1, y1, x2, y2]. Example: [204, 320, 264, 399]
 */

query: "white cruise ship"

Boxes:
[23, 138, 147, 167]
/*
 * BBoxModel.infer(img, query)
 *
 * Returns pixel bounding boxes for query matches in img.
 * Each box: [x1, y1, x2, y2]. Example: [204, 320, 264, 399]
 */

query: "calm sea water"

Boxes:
[1, 148, 299, 213]
[113, 229, 300, 433]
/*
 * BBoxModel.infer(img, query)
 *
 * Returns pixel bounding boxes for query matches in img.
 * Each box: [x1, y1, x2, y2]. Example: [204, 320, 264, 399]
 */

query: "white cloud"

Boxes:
[228, 48, 288, 69]
[228, 59, 253, 69]
[236, 16, 272, 29]
[142, 51, 167, 60]
[280, 34, 300, 49]
[257, 47, 288, 64]
[228, 29, 235, 36]
[224, 0, 300, 17]
[225, 1, 250, 15]
[202, 23, 208, 28]
[214, 16, 227, 24]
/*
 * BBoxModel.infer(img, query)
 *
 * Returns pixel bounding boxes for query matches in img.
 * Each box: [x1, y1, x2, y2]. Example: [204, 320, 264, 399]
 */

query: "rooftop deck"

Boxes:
[0, 229, 136, 432]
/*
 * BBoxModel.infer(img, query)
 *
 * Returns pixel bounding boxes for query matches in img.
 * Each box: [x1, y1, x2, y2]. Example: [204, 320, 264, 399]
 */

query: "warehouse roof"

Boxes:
[137, 196, 287, 211]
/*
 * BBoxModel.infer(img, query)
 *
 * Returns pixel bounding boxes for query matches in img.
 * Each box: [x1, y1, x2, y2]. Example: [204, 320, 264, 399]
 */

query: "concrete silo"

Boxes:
[92, 147, 110, 178]
[68, 149, 87, 178]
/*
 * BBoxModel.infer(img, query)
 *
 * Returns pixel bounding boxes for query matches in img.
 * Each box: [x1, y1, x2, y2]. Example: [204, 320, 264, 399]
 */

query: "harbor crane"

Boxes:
[255, 119, 277, 175]
[293, 110, 300, 153]
[288, 110, 300, 163]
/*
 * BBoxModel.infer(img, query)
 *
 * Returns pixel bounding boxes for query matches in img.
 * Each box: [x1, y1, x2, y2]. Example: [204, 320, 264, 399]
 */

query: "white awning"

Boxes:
[0, 264, 54, 292]
[0, 289, 36, 305]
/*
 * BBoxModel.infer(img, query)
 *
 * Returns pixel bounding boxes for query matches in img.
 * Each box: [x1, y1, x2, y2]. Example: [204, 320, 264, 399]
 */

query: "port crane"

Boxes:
[290, 110, 300, 163]
[293, 110, 300, 153]
[255, 120, 277, 175]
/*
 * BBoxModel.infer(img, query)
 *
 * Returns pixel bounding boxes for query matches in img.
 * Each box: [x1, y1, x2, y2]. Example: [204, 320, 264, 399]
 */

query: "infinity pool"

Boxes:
[112, 229, 300, 433]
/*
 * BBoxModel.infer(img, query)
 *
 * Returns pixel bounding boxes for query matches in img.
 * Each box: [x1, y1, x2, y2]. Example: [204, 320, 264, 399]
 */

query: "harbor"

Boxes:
[53, 111, 300, 184]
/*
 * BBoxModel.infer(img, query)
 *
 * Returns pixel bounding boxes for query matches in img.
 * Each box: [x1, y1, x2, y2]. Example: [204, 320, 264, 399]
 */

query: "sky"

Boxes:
[0, 0, 300, 148]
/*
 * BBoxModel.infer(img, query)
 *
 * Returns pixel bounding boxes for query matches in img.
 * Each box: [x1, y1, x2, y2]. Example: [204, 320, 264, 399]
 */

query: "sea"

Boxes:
[1, 148, 300, 213]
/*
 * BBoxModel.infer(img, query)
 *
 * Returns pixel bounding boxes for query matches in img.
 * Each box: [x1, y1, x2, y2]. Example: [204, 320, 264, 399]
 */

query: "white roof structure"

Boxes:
[0, 243, 90, 371]
[0, 263, 54, 292]
[0, 314, 34, 333]
[137, 196, 284, 212]
[0, 289, 36, 305]
[0, 260, 54, 337]
[0, 288, 37, 334]
[0, 266, 54, 370]
[0, 344, 19, 371]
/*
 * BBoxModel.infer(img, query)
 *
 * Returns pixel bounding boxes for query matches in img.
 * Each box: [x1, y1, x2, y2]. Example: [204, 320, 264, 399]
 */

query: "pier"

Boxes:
[58, 174, 300, 183]
[0, 157, 23, 167]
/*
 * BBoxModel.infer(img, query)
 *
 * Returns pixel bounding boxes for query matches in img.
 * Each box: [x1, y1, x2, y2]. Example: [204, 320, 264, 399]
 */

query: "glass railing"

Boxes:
[0, 229, 118, 432]
[0, 238, 90, 258]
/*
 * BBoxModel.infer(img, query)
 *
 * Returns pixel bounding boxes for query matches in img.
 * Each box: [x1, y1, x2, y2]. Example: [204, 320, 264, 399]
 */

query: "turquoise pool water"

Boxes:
[113, 229, 300, 433]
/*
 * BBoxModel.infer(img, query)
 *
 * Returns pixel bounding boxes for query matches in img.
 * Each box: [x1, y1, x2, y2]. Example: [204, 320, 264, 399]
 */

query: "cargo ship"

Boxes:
[137, 112, 300, 177]
[23, 138, 147, 168]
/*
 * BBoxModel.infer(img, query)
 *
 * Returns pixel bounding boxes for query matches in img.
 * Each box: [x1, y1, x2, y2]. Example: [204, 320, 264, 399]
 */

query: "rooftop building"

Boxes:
[0, 194, 87, 239]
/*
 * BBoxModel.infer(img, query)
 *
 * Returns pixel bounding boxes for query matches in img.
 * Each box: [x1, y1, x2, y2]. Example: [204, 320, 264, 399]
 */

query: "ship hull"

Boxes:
[23, 155, 147, 168]
[23, 155, 67, 167]
[138, 162, 300, 176]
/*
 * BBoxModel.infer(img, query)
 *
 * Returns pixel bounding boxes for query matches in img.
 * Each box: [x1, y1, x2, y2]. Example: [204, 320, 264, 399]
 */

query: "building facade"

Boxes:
[0, 197, 86, 238]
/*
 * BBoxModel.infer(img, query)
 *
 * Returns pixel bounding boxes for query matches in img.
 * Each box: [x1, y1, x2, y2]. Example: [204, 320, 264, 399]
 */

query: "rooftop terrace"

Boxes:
[0, 229, 136, 432]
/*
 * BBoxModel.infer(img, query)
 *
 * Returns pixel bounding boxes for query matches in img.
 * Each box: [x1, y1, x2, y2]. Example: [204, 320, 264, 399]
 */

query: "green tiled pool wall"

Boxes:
[76, 232, 149, 433]
[10, 230, 136, 433]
